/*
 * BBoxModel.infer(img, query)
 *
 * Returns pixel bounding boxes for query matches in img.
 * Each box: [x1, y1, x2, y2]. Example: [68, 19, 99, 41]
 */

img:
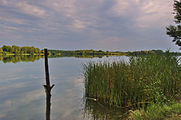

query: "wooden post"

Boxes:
[44, 49, 54, 120]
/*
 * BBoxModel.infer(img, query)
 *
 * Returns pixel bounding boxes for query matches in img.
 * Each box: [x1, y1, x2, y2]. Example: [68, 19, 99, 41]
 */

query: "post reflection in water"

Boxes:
[43, 49, 54, 120]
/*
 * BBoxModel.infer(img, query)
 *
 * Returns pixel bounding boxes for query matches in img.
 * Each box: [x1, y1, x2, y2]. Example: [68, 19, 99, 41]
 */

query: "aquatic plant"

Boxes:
[83, 53, 181, 108]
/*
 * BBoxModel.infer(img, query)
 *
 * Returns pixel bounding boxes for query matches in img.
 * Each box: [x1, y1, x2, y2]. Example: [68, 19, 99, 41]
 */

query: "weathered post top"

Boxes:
[44, 48, 48, 56]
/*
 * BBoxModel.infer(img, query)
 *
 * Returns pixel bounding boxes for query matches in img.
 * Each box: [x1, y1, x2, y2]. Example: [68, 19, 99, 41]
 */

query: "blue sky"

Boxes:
[0, 0, 179, 51]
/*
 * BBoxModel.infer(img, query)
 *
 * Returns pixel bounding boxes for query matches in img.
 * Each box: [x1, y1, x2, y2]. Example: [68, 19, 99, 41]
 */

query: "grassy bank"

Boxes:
[83, 53, 181, 109]
[128, 102, 181, 120]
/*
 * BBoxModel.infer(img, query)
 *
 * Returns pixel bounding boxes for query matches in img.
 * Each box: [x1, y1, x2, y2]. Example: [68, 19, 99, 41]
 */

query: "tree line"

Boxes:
[0, 45, 179, 57]
[0, 45, 42, 55]
[48, 49, 127, 57]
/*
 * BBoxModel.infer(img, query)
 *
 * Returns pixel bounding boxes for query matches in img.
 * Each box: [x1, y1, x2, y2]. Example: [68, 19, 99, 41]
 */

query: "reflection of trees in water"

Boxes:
[84, 99, 129, 120]
[0, 55, 105, 63]
[0, 55, 43, 63]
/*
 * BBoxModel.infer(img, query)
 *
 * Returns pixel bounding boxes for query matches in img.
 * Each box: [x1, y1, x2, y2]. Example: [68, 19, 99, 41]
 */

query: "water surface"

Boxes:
[0, 56, 129, 120]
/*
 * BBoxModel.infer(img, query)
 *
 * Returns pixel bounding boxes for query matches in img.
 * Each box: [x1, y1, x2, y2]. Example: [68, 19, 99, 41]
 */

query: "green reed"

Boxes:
[83, 54, 181, 108]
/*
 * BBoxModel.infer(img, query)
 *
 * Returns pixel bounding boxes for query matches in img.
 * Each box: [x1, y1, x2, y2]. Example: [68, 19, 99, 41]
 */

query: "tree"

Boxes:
[166, 0, 181, 47]
[0, 48, 3, 54]
[12, 45, 20, 54]
[2, 45, 12, 52]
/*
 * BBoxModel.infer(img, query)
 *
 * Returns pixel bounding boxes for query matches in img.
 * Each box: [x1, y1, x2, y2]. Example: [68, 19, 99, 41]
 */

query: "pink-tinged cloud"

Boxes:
[17, 2, 45, 17]
[2, 25, 21, 31]
[135, 0, 174, 28]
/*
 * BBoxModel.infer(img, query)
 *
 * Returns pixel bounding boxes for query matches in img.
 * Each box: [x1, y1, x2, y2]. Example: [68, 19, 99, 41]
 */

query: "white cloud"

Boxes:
[0, 0, 46, 18]
[110, 0, 130, 16]
[16, 2, 45, 17]
[43, 0, 103, 31]
[72, 19, 87, 29]
[20, 89, 44, 104]
[0, 82, 26, 91]
[0, 16, 25, 24]
[2, 25, 21, 31]
[133, 0, 140, 4]
[1, 0, 8, 5]
[109, 0, 173, 28]
[135, 0, 174, 28]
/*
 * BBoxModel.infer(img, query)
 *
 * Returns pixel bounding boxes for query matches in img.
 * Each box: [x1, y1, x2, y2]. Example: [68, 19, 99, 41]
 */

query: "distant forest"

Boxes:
[0, 45, 42, 55]
[0, 45, 181, 57]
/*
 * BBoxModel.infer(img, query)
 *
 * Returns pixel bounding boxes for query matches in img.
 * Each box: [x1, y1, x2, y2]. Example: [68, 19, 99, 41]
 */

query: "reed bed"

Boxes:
[83, 54, 181, 108]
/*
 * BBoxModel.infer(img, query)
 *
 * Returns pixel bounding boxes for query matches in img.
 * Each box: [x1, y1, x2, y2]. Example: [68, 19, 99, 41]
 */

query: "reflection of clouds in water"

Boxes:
[0, 88, 44, 119]
[52, 96, 83, 120]
[0, 113, 6, 119]
[0, 82, 26, 91]
[4, 100, 13, 107]
[0, 68, 24, 82]
[0, 75, 25, 82]
[0, 89, 44, 106]
[0, 56, 131, 119]
[19, 89, 44, 104]
[73, 77, 84, 88]
[67, 76, 84, 88]
[0, 66, 23, 74]
[0, 61, 45, 119]
[51, 76, 84, 120]
[0, 73, 43, 84]
[0, 100, 14, 119]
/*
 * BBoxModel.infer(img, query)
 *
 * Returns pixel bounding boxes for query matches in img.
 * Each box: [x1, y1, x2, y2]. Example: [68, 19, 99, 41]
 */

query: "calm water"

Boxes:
[0, 56, 129, 120]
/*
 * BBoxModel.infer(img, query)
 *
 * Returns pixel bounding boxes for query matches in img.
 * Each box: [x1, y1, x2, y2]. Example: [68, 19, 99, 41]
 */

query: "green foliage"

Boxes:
[129, 103, 181, 120]
[128, 50, 164, 56]
[2, 45, 12, 52]
[12, 45, 21, 54]
[0, 48, 3, 54]
[0, 45, 41, 55]
[47, 49, 128, 57]
[166, 1, 181, 47]
[48, 49, 175, 58]
[83, 54, 181, 108]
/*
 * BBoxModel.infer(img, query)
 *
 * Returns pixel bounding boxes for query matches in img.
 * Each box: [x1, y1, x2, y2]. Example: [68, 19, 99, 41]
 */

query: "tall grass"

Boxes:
[129, 102, 181, 120]
[83, 54, 181, 108]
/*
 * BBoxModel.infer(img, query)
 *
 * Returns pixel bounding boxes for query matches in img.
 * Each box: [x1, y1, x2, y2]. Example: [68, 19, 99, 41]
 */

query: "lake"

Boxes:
[0, 56, 129, 120]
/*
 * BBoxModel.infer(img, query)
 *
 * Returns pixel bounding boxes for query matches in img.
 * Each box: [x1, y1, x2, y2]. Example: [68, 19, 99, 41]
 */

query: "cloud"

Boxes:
[108, 0, 173, 29]
[0, 82, 26, 91]
[110, 0, 130, 16]
[135, 0, 174, 28]
[16, 2, 45, 17]
[72, 19, 87, 29]
[1, 0, 46, 18]
[1, 0, 8, 5]
[20, 89, 44, 104]
[2, 25, 22, 31]
[0, 0, 177, 51]
[0, 16, 25, 25]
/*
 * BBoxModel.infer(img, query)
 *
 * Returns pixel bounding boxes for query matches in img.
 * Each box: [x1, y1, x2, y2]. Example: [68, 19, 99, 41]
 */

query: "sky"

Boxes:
[0, 0, 179, 51]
